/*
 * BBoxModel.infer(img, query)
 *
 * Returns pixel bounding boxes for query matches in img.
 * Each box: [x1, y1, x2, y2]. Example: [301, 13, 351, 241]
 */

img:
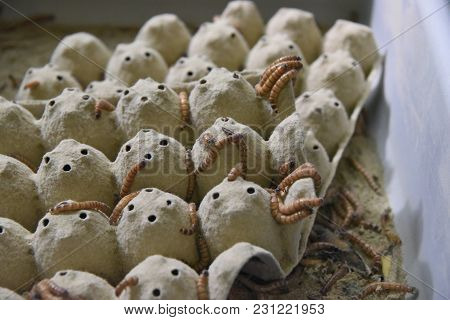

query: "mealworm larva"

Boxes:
[277, 162, 321, 193]
[268, 69, 298, 113]
[358, 282, 416, 299]
[197, 270, 209, 300]
[29, 279, 69, 300]
[201, 132, 216, 147]
[227, 163, 244, 181]
[320, 265, 349, 296]
[340, 188, 359, 209]
[278, 196, 323, 215]
[258, 56, 302, 91]
[237, 275, 288, 294]
[270, 192, 314, 224]
[360, 220, 382, 233]
[109, 191, 140, 226]
[24, 80, 40, 90]
[94, 99, 115, 119]
[380, 209, 402, 245]
[278, 160, 296, 178]
[343, 231, 381, 272]
[50, 200, 112, 218]
[179, 91, 190, 127]
[347, 158, 382, 195]
[193, 232, 211, 273]
[185, 149, 196, 202]
[120, 161, 146, 198]
[8, 153, 36, 172]
[115, 276, 139, 297]
[180, 203, 198, 236]
[257, 63, 290, 97]
[339, 194, 355, 229]
[197, 149, 218, 173]
[304, 241, 343, 256]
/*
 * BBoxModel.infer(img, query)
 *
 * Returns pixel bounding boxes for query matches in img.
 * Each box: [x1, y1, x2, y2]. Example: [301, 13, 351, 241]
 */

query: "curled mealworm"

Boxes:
[380, 209, 402, 245]
[277, 162, 321, 194]
[270, 192, 314, 224]
[185, 149, 196, 202]
[115, 276, 139, 297]
[227, 163, 244, 181]
[257, 56, 302, 94]
[24, 80, 40, 90]
[358, 282, 416, 299]
[196, 148, 218, 173]
[29, 279, 69, 300]
[279, 160, 296, 178]
[268, 69, 298, 113]
[237, 275, 288, 294]
[320, 265, 349, 296]
[120, 161, 146, 198]
[257, 63, 290, 97]
[347, 157, 382, 195]
[278, 196, 323, 215]
[50, 200, 111, 218]
[197, 270, 209, 300]
[109, 191, 140, 226]
[192, 232, 211, 273]
[360, 220, 382, 233]
[8, 153, 36, 172]
[179, 91, 190, 127]
[342, 231, 382, 272]
[180, 203, 198, 236]
[94, 99, 115, 119]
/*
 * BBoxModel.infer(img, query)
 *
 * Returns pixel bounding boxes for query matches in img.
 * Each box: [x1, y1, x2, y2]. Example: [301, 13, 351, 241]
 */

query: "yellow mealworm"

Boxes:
[201, 132, 216, 147]
[197, 148, 218, 173]
[347, 157, 382, 195]
[259, 56, 302, 90]
[268, 69, 298, 113]
[358, 282, 416, 299]
[8, 153, 36, 172]
[180, 203, 198, 236]
[360, 219, 382, 233]
[109, 191, 140, 226]
[115, 276, 139, 297]
[305, 241, 343, 256]
[29, 279, 69, 300]
[120, 161, 146, 198]
[94, 99, 115, 119]
[279, 160, 296, 178]
[184, 149, 196, 202]
[340, 188, 359, 209]
[343, 231, 381, 272]
[193, 232, 211, 273]
[380, 209, 402, 245]
[50, 200, 111, 218]
[196, 270, 209, 300]
[339, 194, 355, 229]
[278, 196, 323, 215]
[24, 80, 40, 90]
[227, 163, 244, 181]
[277, 162, 321, 193]
[270, 192, 314, 224]
[320, 265, 349, 296]
[237, 275, 288, 294]
[257, 63, 290, 97]
[179, 91, 191, 126]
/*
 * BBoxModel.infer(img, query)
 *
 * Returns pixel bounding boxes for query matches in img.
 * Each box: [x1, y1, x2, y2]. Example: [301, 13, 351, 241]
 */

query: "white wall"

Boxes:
[369, 0, 450, 300]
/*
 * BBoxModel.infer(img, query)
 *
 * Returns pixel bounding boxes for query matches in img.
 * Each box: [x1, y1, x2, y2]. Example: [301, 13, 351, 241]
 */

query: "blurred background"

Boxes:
[1, 0, 449, 299]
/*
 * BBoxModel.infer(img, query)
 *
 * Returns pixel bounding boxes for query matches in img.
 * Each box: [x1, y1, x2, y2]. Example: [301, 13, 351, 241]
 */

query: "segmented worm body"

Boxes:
[50, 200, 111, 218]
[305, 242, 343, 256]
[109, 191, 140, 226]
[270, 192, 314, 224]
[193, 232, 211, 273]
[179, 91, 190, 127]
[185, 149, 196, 202]
[358, 282, 416, 299]
[29, 279, 69, 300]
[227, 163, 244, 181]
[259, 55, 302, 87]
[94, 99, 115, 119]
[278, 196, 323, 215]
[277, 163, 321, 194]
[320, 265, 349, 296]
[120, 161, 146, 198]
[179, 203, 198, 236]
[347, 158, 382, 195]
[343, 231, 381, 272]
[197, 270, 209, 300]
[115, 276, 139, 297]
[278, 160, 295, 178]
[268, 69, 297, 113]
